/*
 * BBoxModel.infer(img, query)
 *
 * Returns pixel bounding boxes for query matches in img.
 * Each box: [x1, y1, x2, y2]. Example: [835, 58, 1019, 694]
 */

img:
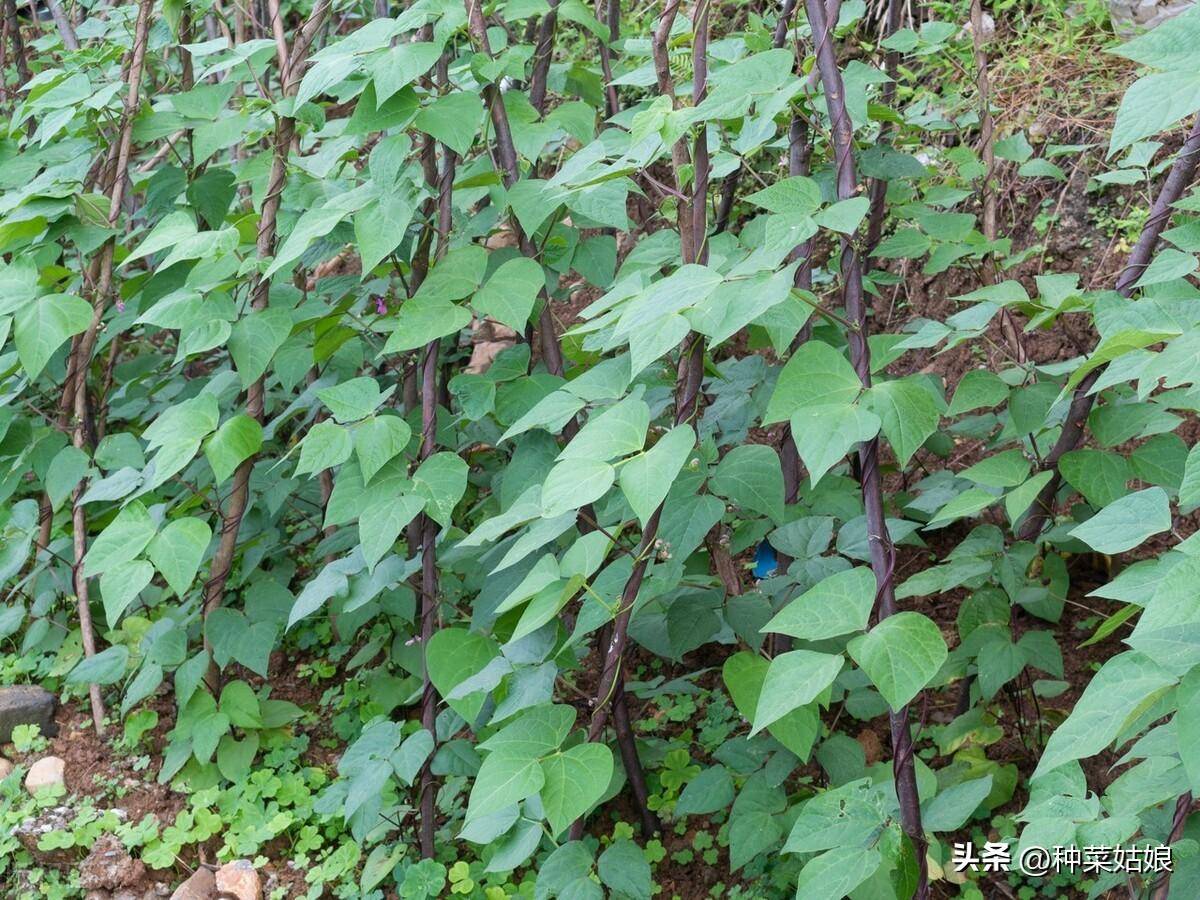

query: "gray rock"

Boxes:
[1108, 0, 1195, 35]
[80, 834, 148, 892]
[15, 805, 76, 867]
[0, 685, 57, 742]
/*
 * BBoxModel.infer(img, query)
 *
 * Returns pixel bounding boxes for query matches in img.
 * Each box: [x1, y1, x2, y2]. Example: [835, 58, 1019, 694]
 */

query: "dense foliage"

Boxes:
[4, 0, 1200, 897]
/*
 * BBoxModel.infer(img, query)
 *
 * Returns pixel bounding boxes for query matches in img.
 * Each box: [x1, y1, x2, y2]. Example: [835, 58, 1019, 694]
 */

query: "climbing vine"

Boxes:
[3, 0, 1200, 898]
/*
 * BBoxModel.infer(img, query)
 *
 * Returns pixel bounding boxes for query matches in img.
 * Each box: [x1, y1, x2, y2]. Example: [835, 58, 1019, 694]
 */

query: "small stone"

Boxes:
[1108, 0, 1195, 36]
[24, 755, 65, 795]
[14, 805, 75, 867]
[80, 834, 148, 891]
[215, 860, 261, 900]
[169, 868, 215, 900]
[0, 757, 13, 779]
[0, 685, 57, 743]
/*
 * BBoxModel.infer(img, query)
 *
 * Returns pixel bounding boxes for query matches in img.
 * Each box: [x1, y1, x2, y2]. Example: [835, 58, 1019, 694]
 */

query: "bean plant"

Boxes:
[3, 0, 1200, 897]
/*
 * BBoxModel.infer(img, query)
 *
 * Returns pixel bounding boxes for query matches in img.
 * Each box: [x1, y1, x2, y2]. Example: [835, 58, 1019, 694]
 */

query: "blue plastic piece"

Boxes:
[752, 539, 778, 580]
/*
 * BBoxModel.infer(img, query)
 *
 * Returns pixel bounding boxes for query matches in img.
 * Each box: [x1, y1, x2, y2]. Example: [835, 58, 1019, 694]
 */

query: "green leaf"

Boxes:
[295, 55, 360, 108]
[947, 369, 1008, 416]
[217, 733, 259, 783]
[539, 744, 614, 837]
[146, 517, 212, 597]
[1127, 555, 1200, 670]
[187, 169, 236, 229]
[420, 244, 489, 299]
[976, 637, 1025, 702]
[1004, 470, 1055, 524]
[728, 775, 786, 869]
[561, 395, 650, 463]
[867, 379, 940, 467]
[355, 183, 420, 274]
[922, 776, 994, 831]
[0, 257, 41, 316]
[144, 394, 219, 448]
[961, 449, 1031, 488]
[228, 308, 292, 387]
[763, 567, 876, 641]
[1110, 71, 1200, 157]
[541, 457, 615, 518]
[413, 452, 468, 526]
[1176, 667, 1200, 794]
[45, 445, 89, 510]
[629, 312, 689, 376]
[614, 264, 722, 338]
[83, 501, 157, 577]
[296, 421, 353, 476]
[507, 178, 568, 237]
[598, 840, 652, 900]
[66, 645, 129, 686]
[1181, 443, 1200, 510]
[1033, 651, 1176, 779]
[100, 559, 154, 627]
[219, 680, 262, 728]
[618, 424, 695, 526]
[1134, 247, 1199, 288]
[847, 611, 948, 710]
[1065, 329, 1180, 391]
[814, 197, 870, 234]
[467, 747, 545, 822]
[788, 405, 880, 487]
[676, 765, 734, 816]
[750, 649, 842, 735]
[784, 779, 883, 854]
[1113, 6, 1200, 68]
[414, 92, 484, 156]
[427, 628, 500, 724]
[709, 444, 784, 524]
[480, 705, 575, 756]
[359, 494, 424, 571]
[383, 295, 473, 354]
[744, 176, 821, 216]
[722, 651, 818, 760]
[536, 843, 598, 900]
[875, 227, 931, 259]
[372, 41, 442, 103]
[918, 210, 975, 241]
[765, 341, 861, 424]
[995, 132, 1034, 162]
[1059, 449, 1130, 507]
[203, 414, 263, 484]
[793, 847, 881, 900]
[392, 729, 435, 785]
[354, 415, 412, 484]
[688, 265, 798, 346]
[267, 206, 347, 277]
[1130, 433, 1188, 491]
[1068, 487, 1172, 555]
[573, 234, 617, 287]
[318, 377, 388, 424]
[927, 488, 997, 528]
[472, 257, 544, 332]
[15, 294, 92, 378]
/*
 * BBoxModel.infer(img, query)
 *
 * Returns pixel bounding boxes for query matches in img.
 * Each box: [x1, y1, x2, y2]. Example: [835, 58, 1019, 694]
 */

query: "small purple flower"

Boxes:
[375, 296, 387, 316]
[115, 299, 125, 313]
